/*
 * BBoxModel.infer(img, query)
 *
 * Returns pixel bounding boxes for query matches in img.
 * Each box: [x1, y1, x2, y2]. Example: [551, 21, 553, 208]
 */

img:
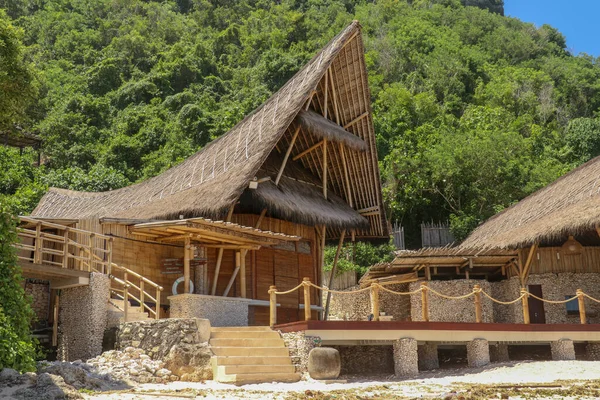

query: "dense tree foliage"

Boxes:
[0, 206, 37, 371]
[2, 0, 600, 248]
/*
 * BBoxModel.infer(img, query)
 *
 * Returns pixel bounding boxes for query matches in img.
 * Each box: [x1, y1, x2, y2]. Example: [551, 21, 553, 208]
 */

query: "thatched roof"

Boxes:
[32, 21, 387, 239]
[295, 110, 367, 152]
[461, 156, 600, 249]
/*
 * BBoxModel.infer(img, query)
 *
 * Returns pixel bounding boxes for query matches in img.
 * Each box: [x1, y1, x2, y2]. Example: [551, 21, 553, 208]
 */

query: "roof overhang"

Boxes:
[129, 217, 300, 249]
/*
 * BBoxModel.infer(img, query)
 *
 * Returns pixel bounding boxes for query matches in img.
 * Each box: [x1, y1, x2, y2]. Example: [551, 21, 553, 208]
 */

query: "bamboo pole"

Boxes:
[322, 139, 328, 199]
[62, 228, 69, 269]
[577, 289, 586, 324]
[184, 237, 191, 294]
[421, 282, 429, 322]
[269, 285, 277, 328]
[107, 237, 113, 275]
[521, 243, 538, 286]
[521, 288, 530, 324]
[35, 222, 42, 264]
[255, 209, 267, 229]
[303, 277, 311, 321]
[370, 283, 380, 321]
[240, 249, 247, 298]
[339, 144, 354, 207]
[275, 126, 300, 185]
[324, 230, 345, 320]
[139, 280, 145, 313]
[474, 284, 482, 323]
[87, 233, 95, 272]
[211, 205, 235, 295]
[292, 140, 323, 161]
[123, 274, 129, 323]
[52, 291, 59, 346]
[155, 287, 161, 319]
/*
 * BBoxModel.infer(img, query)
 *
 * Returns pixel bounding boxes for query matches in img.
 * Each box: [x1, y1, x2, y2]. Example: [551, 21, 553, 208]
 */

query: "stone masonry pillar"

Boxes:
[551, 339, 575, 361]
[489, 343, 510, 363]
[418, 342, 439, 371]
[393, 338, 418, 377]
[586, 342, 600, 361]
[58, 273, 110, 361]
[467, 338, 490, 368]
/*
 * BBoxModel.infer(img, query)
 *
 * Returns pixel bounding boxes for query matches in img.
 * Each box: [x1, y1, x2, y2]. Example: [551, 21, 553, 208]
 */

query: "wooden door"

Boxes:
[528, 284, 546, 324]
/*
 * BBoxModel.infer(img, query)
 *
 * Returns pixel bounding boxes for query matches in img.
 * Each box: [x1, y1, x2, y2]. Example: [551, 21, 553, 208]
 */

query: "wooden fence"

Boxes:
[421, 221, 454, 247]
[322, 270, 356, 290]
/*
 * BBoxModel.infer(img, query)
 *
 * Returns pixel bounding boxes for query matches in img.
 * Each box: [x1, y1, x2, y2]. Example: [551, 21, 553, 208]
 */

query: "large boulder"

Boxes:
[308, 347, 341, 380]
[163, 343, 212, 382]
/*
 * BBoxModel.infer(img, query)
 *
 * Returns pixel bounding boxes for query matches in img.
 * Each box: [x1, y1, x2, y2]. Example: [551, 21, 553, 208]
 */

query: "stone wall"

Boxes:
[58, 273, 110, 361]
[168, 294, 251, 326]
[326, 284, 411, 321]
[24, 279, 50, 324]
[280, 331, 320, 374]
[491, 273, 600, 324]
[409, 279, 493, 323]
[117, 318, 210, 360]
[331, 345, 394, 375]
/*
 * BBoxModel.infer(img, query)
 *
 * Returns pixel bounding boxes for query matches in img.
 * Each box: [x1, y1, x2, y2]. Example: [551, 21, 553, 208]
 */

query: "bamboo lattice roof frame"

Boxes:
[31, 21, 387, 239]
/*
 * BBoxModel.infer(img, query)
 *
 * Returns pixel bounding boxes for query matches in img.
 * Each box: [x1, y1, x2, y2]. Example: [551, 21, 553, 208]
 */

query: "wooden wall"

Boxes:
[528, 246, 600, 275]
[76, 215, 320, 325]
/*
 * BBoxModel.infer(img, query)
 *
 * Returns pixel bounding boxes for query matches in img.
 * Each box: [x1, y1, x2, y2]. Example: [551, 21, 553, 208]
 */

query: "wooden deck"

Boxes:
[19, 260, 90, 289]
[275, 320, 600, 345]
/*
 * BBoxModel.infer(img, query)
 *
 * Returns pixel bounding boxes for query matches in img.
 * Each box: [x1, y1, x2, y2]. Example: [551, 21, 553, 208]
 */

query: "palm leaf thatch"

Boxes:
[461, 156, 600, 249]
[295, 110, 367, 151]
[32, 21, 387, 239]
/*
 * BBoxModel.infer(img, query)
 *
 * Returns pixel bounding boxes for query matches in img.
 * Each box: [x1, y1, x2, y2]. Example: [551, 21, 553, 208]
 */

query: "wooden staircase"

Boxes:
[108, 298, 152, 323]
[210, 326, 301, 384]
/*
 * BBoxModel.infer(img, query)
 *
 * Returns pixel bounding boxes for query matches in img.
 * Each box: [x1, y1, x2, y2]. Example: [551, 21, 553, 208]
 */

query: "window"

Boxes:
[566, 295, 579, 315]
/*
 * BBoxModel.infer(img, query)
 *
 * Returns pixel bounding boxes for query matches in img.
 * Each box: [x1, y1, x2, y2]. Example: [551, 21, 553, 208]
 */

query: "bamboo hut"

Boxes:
[29, 21, 388, 326]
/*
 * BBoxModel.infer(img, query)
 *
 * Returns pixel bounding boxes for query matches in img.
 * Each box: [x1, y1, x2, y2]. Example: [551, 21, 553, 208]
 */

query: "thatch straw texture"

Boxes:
[295, 110, 367, 151]
[32, 21, 387, 239]
[461, 156, 600, 249]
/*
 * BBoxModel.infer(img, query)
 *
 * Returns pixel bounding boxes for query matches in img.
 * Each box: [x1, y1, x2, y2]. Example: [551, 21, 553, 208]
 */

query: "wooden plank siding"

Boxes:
[506, 246, 600, 279]
[75, 214, 318, 324]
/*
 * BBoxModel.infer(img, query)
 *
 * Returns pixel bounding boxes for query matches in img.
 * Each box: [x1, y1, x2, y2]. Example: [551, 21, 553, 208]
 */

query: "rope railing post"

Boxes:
[473, 284, 482, 323]
[521, 288, 530, 324]
[577, 289, 586, 324]
[421, 282, 429, 322]
[34, 222, 42, 264]
[269, 285, 277, 328]
[370, 283, 380, 321]
[123, 279, 129, 323]
[303, 277, 311, 321]
[87, 233, 95, 272]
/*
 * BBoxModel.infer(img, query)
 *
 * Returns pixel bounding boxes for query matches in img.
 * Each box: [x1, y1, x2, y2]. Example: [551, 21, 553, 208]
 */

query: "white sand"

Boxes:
[84, 360, 600, 399]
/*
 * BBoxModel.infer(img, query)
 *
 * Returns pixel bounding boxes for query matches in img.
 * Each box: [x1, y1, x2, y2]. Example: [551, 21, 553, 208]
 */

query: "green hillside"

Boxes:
[2, 0, 600, 246]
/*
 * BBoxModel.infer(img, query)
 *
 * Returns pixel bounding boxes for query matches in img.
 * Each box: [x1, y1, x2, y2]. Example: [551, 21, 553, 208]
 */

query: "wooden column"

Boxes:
[87, 233, 95, 272]
[421, 282, 429, 322]
[240, 249, 247, 298]
[184, 237, 191, 294]
[269, 285, 277, 327]
[324, 230, 345, 320]
[52, 291, 59, 346]
[62, 228, 70, 269]
[322, 139, 328, 199]
[34, 222, 42, 264]
[474, 284, 482, 323]
[107, 237, 113, 275]
[370, 283, 380, 321]
[521, 288, 530, 324]
[211, 205, 235, 295]
[577, 289, 586, 325]
[303, 277, 311, 321]
[139, 280, 145, 312]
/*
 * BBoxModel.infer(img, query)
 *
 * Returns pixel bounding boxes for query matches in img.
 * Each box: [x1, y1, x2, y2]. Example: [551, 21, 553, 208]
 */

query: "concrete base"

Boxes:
[168, 294, 251, 327]
[489, 343, 510, 362]
[418, 342, 439, 371]
[551, 339, 575, 360]
[467, 338, 490, 368]
[586, 342, 600, 361]
[393, 338, 418, 377]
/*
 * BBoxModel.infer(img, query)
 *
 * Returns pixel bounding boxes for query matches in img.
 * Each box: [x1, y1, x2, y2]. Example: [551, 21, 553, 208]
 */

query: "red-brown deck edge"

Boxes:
[274, 320, 600, 333]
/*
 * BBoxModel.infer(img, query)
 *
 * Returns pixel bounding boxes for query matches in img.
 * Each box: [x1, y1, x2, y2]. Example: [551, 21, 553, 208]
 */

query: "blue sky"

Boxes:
[504, 0, 600, 57]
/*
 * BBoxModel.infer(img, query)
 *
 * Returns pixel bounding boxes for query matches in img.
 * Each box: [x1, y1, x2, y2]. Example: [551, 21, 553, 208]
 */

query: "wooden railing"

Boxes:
[268, 278, 598, 327]
[15, 216, 163, 320]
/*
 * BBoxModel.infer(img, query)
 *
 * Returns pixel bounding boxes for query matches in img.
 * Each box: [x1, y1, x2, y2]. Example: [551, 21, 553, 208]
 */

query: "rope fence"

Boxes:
[267, 277, 597, 327]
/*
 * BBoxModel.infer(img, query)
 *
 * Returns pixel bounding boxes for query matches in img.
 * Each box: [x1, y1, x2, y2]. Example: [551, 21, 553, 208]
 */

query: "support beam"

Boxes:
[184, 237, 191, 294]
[339, 144, 353, 207]
[50, 276, 89, 289]
[292, 140, 323, 161]
[343, 111, 369, 129]
[521, 243, 538, 286]
[322, 139, 328, 199]
[275, 126, 301, 185]
[223, 251, 241, 297]
[240, 249, 247, 298]
[211, 205, 234, 295]
[324, 230, 345, 319]
[255, 209, 267, 229]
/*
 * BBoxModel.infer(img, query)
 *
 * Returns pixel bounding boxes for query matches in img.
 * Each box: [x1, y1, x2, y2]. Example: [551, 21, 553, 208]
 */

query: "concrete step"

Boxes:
[213, 356, 293, 366]
[217, 372, 301, 385]
[210, 330, 281, 339]
[211, 326, 272, 332]
[222, 364, 296, 375]
[209, 338, 284, 348]
[211, 347, 289, 357]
